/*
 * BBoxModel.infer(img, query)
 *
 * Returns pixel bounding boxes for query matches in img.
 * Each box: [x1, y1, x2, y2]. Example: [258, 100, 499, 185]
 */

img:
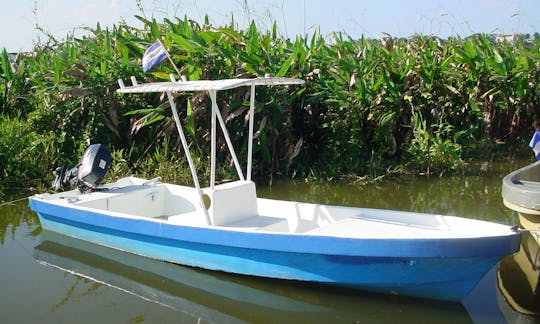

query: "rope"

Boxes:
[0, 196, 29, 207]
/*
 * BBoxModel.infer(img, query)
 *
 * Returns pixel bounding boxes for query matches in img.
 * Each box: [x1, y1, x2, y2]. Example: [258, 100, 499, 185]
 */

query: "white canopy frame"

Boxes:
[117, 77, 304, 225]
[209, 89, 245, 188]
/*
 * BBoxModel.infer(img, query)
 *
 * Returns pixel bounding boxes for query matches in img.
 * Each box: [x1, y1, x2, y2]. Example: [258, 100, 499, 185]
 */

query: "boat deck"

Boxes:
[34, 177, 515, 240]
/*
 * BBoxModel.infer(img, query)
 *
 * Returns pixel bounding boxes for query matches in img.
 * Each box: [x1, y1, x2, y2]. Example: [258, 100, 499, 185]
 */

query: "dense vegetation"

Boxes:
[1, 16, 539, 196]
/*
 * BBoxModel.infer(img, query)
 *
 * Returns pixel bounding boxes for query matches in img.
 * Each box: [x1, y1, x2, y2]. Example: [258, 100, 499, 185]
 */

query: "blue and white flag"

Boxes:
[529, 130, 540, 160]
[142, 41, 168, 72]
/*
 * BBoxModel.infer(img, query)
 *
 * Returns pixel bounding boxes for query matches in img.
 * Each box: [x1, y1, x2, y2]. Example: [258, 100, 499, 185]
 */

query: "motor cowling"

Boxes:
[52, 144, 111, 193]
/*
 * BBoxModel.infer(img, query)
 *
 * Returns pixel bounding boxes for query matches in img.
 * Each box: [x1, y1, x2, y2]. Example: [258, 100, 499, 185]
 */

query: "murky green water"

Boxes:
[1, 160, 538, 323]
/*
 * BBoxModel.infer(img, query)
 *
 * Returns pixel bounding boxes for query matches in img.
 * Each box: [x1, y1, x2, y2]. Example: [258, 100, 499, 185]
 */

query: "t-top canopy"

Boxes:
[117, 77, 304, 94]
[116, 75, 305, 225]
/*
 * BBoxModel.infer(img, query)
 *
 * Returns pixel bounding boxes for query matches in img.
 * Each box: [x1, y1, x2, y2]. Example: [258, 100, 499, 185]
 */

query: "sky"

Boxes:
[1, 0, 539, 52]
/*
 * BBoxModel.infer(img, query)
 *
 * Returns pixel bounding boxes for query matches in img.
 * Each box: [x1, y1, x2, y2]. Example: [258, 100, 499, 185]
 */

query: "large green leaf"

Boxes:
[0, 49, 13, 81]
[168, 33, 201, 53]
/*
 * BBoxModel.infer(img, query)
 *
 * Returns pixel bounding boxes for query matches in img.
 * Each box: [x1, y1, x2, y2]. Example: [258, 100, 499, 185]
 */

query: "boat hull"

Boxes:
[30, 197, 519, 302]
[501, 161, 540, 246]
[501, 201, 540, 246]
[518, 213, 540, 246]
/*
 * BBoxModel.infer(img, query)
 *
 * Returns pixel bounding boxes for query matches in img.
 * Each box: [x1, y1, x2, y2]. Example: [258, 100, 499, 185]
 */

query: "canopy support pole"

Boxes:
[209, 90, 245, 187]
[166, 91, 212, 225]
[247, 84, 256, 181]
[209, 90, 217, 189]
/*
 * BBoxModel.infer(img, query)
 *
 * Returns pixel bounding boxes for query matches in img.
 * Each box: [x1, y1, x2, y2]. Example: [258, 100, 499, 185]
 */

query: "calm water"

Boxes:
[1, 160, 539, 323]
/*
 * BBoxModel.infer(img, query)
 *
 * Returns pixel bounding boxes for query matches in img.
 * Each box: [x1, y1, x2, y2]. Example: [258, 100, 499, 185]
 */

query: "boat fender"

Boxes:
[202, 194, 211, 210]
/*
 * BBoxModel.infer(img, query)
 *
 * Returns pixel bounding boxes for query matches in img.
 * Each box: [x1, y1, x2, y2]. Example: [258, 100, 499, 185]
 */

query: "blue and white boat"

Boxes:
[29, 77, 520, 302]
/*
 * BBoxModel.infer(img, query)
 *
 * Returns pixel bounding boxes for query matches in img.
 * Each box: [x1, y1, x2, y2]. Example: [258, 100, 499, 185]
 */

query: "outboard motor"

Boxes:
[52, 144, 111, 193]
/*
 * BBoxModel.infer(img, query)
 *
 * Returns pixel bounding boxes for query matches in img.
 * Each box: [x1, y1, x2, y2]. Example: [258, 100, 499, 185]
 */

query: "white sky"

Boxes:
[1, 0, 539, 52]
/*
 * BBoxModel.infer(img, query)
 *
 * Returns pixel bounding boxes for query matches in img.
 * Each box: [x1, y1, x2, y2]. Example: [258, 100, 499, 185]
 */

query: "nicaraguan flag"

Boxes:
[529, 130, 540, 160]
[142, 41, 168, 72]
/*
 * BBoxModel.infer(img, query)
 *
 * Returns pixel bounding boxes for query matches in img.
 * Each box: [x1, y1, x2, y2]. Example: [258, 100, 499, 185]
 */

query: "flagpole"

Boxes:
[157, 39, 183, 80]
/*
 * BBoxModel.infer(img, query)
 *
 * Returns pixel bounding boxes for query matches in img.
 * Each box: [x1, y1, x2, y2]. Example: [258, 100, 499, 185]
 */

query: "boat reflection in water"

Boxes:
[497, 231, 540, 320]
[33, 231, 471, 323]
